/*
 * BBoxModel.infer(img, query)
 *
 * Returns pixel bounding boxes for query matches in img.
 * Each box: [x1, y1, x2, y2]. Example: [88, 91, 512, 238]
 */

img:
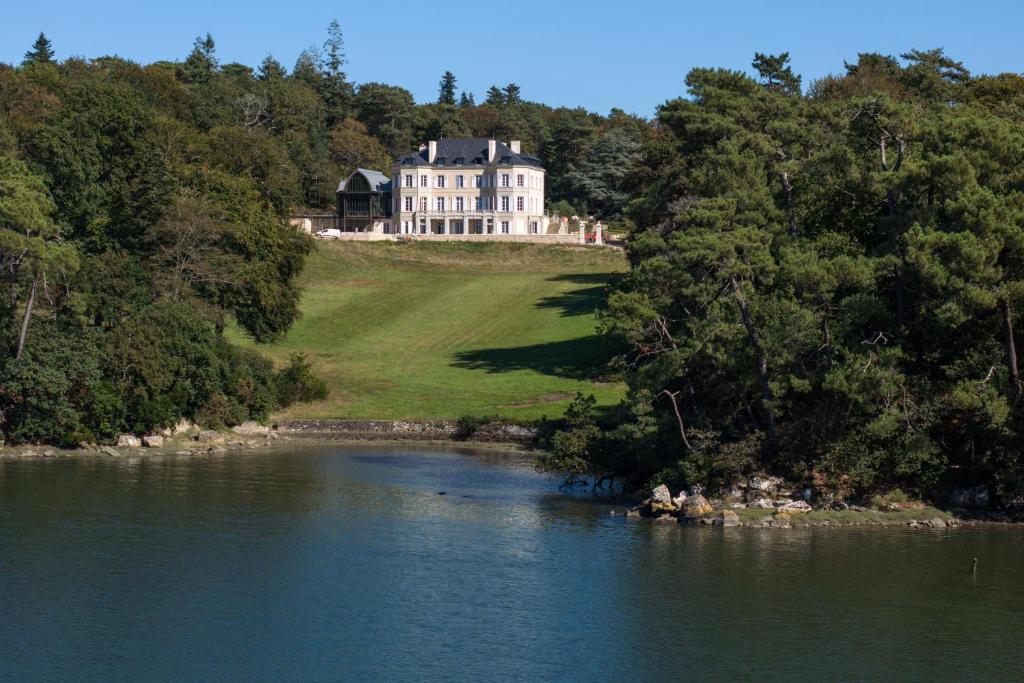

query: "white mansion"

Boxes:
[336, 138, 551, 236]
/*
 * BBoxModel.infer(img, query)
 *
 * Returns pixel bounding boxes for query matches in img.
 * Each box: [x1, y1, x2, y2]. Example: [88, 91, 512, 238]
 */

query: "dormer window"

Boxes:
[454, 157, 465, 165]
[500, 155, 512, 164]
[435, 157, 446, 166]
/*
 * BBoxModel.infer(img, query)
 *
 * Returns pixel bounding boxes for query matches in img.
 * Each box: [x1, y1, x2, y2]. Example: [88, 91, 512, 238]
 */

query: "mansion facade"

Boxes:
[337, 138, 550, 236]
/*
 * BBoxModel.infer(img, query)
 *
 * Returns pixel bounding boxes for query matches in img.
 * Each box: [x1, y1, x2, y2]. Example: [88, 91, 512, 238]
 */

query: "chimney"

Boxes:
[509, 140, 521, 154]
[487, 139, 497, 162]
[428, 140, 437, 163]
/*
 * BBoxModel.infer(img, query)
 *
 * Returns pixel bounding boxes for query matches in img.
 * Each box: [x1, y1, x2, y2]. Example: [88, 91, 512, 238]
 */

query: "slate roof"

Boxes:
[395, 138, 544, 169]
[337, 168, 393, 193]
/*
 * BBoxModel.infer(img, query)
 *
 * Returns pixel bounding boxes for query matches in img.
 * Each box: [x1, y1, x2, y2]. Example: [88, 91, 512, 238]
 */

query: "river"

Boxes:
[1, 444, 1022, 681]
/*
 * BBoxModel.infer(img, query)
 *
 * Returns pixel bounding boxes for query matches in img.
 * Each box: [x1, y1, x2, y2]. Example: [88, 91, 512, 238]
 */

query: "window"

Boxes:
[419, 218, 427, 234]
[517, 174, 524, 187]
[456, 175, 464, 188]
[475, 197, 483, 211]
[436, 197, 446, 211]
[501, 221, 510, 234]
[404, 174, 413, 187]
[419, 197, 427, 211]
[501, 174, 510, 187]
[501, 196, 509, 212]
[456, 197, 464, 211]
[435, 157, 446, 166]
[404, 196, 413, 212]
[454, 157, 465, 165]
[436, 175, 446, 188]
[420, 175, 428, 187]
[530, 221, 539, 234]
[516, 197, 524, 212]
[472, 175, 481, 188]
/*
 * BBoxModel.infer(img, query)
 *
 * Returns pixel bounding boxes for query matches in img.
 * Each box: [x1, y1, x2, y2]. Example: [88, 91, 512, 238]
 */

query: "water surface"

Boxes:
[1, 445, 1022, 681]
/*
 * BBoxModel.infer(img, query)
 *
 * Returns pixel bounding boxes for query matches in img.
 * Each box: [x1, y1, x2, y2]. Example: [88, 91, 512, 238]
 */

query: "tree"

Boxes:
[321, 20, 353, 126]
[0, 154, 78, 359]
[438, 71, 457, 105]
[182, 33, 218, 83]
[327, 118, 392, 177]
[22, 32, 55, 66]
[752, 52, 801, 95]
[458, 91, 475, 107]
[485, 85, 505, 107]
[353, 82, 417, 155]
[257, 54, 287, 80]
[565, 127, 641, 218]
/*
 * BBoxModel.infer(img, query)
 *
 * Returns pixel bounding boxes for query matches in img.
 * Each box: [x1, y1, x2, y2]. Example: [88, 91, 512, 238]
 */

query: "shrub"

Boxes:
[275, 353, 328, 407]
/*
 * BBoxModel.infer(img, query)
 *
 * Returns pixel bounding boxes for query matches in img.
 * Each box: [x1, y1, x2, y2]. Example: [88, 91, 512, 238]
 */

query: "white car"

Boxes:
[315, 228, 342, 239]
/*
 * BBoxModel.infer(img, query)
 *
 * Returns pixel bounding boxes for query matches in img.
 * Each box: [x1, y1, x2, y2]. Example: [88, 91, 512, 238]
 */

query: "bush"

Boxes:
[275, 353, 328, 407]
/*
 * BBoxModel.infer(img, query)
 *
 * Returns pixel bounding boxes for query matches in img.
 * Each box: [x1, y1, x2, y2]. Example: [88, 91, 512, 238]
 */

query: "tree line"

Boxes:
[544, 50, 1024, 505]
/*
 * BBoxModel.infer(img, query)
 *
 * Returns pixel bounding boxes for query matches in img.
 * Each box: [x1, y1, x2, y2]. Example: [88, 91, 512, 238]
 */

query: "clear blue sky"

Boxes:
[3, 1, 1022, 116]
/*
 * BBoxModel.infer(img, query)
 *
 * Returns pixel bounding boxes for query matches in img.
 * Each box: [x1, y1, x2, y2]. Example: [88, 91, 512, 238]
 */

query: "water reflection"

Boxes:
[2, 445, 1023, 681]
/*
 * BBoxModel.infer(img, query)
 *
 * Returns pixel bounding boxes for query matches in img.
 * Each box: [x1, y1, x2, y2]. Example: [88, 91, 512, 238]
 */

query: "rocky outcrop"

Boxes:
[116, 434, 140, 448]
[681, 494, 713, 518]
[777, 500, 812, 514]
[197, 430, 225, 445]
[231, 421, 270, 437]
[142, 435, 164, 448]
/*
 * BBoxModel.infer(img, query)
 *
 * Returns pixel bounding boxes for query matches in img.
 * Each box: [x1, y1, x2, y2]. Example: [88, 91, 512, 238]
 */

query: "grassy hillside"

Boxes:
[230, 241, 628, 421]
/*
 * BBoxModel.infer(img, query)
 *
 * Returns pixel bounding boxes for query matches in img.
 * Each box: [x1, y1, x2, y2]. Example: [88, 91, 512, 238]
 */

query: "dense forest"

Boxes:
[545, 50, 1024, 505]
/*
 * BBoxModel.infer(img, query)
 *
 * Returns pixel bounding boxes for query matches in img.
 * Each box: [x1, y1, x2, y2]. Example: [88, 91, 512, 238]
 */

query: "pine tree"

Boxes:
[485, 86, 505, 107]
[22, 32, 55, 66]
[257, 54, 287, 80]
[752, 52, 801, 95]
[183, 33, 217, 83]
[438, 71, 457, 105]
[323, 20, 346, 80]
[503, 83, 522, 106]
[458, 91, 475, 107]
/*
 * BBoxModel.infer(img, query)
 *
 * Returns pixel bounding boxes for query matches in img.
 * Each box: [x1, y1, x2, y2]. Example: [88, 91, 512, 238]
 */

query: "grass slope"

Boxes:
[231, 241, 628, 421]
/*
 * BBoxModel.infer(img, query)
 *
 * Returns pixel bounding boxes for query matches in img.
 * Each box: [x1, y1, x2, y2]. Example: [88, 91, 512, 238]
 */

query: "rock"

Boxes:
[711, 510, 741, 527]
[173, 419, 196, 435]
[625, 509, 641, 519]
[928, 517, 947, 528]
[672, 491, 688, 508]
[750, 497, 774, 509]
[100, 446, 119, 456]
[748, 474, 785, 494]
[777, 500, 812, 513]
[196, 430, 225, 445]
[116, 434, 141, 448]
[231, 421, 270, 436]
[174, 450, 191, 456]
[722, 485, 745, 504]
[650, 484, 672, 505]
[142, 435, 164, 448]
[682, 494, 713, 518]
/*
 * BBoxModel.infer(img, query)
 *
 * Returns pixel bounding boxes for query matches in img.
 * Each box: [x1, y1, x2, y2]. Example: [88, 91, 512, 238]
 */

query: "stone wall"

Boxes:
[276, 419, 537, 443]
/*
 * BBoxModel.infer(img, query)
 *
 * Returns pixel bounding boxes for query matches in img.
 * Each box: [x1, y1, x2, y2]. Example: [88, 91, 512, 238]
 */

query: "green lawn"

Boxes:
[230, 240, 628, 421]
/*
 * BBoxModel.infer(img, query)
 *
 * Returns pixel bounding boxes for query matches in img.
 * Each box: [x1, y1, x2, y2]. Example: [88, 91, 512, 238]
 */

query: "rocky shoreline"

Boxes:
[617, 477, 1023, 529]
[0, 421, 297, 460]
